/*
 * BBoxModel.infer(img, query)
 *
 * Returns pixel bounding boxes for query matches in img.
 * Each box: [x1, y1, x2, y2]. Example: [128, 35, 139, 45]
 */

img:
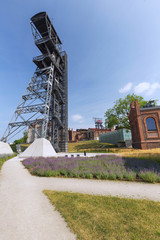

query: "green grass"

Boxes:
[68, 141, 160, 162]
[120, 151, 160, 164]
[44, 190, 160, 240]
[0, 154, 16, 170]
[68, 140, 116, 153]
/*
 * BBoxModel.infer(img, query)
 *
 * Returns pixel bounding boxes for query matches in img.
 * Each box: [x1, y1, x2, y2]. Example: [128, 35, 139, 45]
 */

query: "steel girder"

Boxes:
[1, 12, 68, 152]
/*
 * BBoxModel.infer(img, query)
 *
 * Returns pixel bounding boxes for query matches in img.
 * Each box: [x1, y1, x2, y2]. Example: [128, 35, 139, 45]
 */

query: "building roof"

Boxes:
[140, 106, 160, 111]
[89, 128, 110, 131]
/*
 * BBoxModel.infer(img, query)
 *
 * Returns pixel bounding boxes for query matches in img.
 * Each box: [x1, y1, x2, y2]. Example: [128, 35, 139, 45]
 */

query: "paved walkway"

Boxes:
[1, 156, 160, 239]
[0, 157, 76, 240]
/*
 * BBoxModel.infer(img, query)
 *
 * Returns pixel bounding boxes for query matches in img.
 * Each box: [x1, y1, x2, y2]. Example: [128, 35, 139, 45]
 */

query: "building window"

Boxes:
[146, 117, 157, 131]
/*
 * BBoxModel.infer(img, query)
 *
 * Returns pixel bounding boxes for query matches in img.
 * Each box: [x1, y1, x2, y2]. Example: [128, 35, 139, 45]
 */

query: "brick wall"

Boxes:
[68, 128, 112, 142]
[129, 100, 160, 149]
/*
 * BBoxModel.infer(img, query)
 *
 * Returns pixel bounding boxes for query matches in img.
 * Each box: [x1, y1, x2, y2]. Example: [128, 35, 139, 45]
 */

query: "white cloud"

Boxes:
[147, 82, 160, 96]
[71, 114, 83, 122]
[119, 81, 160, 96]
[134, 82, 150, 94]
[134, 82, 160, 96]
[119, 82, 132, 93]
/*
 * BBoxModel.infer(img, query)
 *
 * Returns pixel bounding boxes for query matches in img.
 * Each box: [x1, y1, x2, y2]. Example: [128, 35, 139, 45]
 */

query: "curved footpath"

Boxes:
[0, 156, 160, 240]
[0, 157, 76, 240]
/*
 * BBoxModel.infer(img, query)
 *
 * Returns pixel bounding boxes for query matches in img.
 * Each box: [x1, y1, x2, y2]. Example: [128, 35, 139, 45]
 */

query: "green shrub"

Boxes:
[117, 172, 124, 180]
[108, 173, 116, 180]
[95, 172, 102, 179]
[44, 170, 54, 177]
[138, 171, 159, 183]
[101, 173, 109, 180]
[124, 172, 136, 181]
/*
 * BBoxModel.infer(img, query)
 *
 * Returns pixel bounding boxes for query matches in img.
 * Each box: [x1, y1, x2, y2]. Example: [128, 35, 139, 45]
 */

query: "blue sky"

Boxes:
[0, 0, 160, 141]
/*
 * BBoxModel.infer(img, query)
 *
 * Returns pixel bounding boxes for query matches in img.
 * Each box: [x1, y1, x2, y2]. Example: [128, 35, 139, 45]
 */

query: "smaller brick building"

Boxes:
[129, 100, 160, 149]
[68, 128, 111, 142]
[68, 129, 87, 142]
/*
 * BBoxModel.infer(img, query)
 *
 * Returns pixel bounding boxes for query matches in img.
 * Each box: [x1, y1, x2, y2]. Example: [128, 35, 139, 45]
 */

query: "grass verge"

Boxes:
[0, 154, 16, 170]
[44, 190, 160, 240]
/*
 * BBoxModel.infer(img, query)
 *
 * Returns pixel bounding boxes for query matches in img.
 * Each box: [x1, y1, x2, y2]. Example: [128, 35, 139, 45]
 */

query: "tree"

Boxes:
[14, 131, 28, 144]
[104, 94, 147, 129]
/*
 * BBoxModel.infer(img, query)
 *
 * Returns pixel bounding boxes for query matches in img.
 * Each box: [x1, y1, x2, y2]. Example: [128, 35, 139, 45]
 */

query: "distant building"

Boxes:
[27, 124, 112, 143]
[87, 128, 112, 141]
[68, 128, 112, 142]
[129, 100, 160, 149]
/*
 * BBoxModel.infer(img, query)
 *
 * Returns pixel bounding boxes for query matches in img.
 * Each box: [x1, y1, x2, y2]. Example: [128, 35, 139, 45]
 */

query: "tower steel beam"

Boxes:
[1, 12, 68, 152]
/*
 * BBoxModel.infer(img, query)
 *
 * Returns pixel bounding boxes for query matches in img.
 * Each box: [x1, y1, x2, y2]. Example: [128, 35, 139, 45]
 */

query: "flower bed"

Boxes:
[22, 155, 160, 183]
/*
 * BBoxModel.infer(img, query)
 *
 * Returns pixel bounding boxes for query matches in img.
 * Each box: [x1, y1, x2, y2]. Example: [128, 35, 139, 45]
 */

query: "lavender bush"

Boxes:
[22, 155, 160, 183]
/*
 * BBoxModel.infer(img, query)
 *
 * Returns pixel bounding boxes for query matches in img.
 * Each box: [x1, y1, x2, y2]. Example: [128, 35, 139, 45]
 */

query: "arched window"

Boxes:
[146, 117, 157, 131]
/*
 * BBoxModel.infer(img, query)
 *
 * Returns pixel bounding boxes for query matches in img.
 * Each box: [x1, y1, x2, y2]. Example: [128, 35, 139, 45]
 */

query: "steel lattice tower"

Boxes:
[1, 12, 68, 152]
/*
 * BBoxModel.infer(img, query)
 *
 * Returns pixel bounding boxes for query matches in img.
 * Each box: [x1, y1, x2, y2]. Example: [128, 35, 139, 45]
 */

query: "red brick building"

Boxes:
[68, 128, 112, 142]
[68, 129, 87, 142]
[129, 100, 160, 149]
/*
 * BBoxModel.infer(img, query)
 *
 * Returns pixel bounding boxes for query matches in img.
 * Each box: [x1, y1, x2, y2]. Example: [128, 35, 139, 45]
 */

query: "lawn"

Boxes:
[44, 190, 160, 240]
[68, 140, 115, 153]
[68, 140, 160, 156]
[120, 150, 160, 162]
[22, 154, 160, 183]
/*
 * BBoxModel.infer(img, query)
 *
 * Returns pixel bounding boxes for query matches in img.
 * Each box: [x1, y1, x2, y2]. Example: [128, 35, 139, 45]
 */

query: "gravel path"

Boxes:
[1, 156, 160, 240]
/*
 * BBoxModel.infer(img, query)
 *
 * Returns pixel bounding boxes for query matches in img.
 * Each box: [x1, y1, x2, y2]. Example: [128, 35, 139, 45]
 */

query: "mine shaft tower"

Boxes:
[93, 118, 104, 129]
[1, 12, 68, 152]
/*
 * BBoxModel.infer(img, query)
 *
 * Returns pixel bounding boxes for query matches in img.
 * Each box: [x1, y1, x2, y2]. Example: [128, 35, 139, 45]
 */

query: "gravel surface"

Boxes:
[1, 156, 160, 239]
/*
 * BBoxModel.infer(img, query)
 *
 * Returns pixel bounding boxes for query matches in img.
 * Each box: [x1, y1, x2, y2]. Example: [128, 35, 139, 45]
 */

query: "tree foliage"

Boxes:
[14, 131, 28, 144]
[105, 94, 147, 129]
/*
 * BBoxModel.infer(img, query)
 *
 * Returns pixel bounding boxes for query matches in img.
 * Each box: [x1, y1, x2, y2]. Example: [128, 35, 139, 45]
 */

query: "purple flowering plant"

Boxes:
[22, 155, 160, 183]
